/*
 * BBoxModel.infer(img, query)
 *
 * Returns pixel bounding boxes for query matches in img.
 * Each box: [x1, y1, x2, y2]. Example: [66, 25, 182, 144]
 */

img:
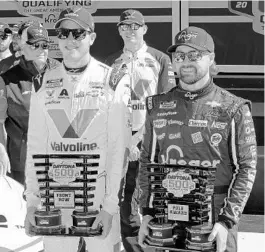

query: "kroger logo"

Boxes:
[161, 145, 220, 168]
[44, 14, 57, 23]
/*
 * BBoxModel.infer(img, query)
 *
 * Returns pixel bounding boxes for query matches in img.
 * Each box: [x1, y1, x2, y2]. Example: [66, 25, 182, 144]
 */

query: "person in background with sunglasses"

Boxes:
[0, 20, 43, 76]
[0, 22, 17, 75]
[0, 22, 59, 185]
[24, 6, 131, 252]
[105, 9, 176, 252]
[138, 26, 257, 252]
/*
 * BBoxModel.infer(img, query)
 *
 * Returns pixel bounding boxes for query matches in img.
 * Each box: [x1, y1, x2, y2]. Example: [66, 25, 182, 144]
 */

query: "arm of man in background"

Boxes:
[92, 73, 131, 238]
[209, 104, 257, 252]
[138, 97, 157, 248]
[0, 77, 9, 175]
[130, 54, 176, 161]
[0, 77, 7, 146]
[0, 143, 10, 176]
[24, 90, 47, 235]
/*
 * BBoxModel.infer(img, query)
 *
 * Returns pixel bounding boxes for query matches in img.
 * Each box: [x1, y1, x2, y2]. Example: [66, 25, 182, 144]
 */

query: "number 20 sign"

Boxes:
[228, 0, 264, 35]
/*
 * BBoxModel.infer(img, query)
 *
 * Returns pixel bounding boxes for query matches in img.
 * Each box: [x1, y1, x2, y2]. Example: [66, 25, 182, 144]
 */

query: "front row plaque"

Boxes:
[144, 164, 216, 251]
[30, 154, 102, 236]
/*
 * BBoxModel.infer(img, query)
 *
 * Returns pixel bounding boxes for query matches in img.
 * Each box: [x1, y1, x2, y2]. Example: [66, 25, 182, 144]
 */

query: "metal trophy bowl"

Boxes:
[31, 154, 102, 236]
[144, 164, 216, 251]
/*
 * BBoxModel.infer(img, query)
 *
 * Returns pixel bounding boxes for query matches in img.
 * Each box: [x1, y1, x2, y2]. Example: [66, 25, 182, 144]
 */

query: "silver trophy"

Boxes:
[144, 164, 216, 251]
[31, 154, 102, 236]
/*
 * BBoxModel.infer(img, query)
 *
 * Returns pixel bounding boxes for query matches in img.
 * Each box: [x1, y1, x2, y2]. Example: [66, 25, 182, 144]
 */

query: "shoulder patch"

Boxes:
[229, 99, 251, 118]
[219, 87, 251, 118]
[145, 94, 162, 114]
[147, 96, 153, 110]
[109, 64, 128, 91]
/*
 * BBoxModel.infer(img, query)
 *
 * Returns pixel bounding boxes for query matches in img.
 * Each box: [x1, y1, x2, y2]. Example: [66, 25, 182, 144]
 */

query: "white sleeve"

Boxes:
[24, 90, 48, 209]
[102, 74, 132, 215]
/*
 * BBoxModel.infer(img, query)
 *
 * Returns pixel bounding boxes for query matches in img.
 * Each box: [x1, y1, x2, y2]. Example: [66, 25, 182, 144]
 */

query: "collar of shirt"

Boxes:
[123, 42, 148, 60]
[176, 78, 215, 100]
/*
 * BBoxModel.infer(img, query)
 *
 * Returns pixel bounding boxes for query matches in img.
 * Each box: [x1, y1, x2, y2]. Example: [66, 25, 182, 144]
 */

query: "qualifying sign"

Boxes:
[15, 0, 99, 28]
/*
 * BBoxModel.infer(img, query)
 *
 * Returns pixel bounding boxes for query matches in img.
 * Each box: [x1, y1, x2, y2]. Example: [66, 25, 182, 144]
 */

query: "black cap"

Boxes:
[55, 6, 94, 31]
[117, 9, 145, 26]
[167, 26, 215, 53]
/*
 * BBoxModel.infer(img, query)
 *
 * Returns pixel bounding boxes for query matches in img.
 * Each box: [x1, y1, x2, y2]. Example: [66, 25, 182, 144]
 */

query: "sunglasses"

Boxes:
[119, 23, 143, 31]
[173, 51, 210, 63]
[55, 28, 91, 41]
[0, 33, 9, 40]
[28, 43, 49, 50]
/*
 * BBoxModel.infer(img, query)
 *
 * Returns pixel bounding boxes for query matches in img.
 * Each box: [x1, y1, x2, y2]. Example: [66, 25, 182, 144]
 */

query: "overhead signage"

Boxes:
[228, 0, 264, 35]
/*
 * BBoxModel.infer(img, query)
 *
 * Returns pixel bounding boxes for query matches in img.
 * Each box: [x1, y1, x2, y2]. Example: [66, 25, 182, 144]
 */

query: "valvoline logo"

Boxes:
[48, 109, 98, 138]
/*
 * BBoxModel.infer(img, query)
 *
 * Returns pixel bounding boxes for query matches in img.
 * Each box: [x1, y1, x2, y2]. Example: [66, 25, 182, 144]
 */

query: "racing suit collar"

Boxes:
[177, 78, 214, 100]
[123, 41, 148, 58]
[63, 63, 88, 74]
[63, 56, 93, 75]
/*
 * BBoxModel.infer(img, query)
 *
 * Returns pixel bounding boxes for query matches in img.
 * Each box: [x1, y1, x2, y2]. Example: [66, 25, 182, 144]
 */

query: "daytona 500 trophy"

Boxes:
[144, 164, 216, 251]
[31, 154, 102, 236]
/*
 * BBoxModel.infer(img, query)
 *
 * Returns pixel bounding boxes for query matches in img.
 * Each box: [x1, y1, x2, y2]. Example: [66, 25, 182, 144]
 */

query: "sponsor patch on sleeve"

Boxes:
[147, 96, 153, 111]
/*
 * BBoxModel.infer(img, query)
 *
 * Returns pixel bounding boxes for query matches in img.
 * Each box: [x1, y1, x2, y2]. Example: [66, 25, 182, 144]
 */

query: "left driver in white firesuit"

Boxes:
[24, 7, 131, 252]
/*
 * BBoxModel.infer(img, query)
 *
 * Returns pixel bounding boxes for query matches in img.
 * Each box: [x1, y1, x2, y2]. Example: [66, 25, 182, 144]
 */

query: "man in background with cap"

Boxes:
[105, 9, 176, 252]
[0, 22, 16, 75]
[24, 6, 130, 252]
[0, 20, 41, 76]
[0, 22, 59, 184]
[138, 26, 257, 252]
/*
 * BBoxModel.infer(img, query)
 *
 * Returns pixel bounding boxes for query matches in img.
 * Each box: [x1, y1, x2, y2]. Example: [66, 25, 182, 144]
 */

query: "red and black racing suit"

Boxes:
[139, 80, 257, 252]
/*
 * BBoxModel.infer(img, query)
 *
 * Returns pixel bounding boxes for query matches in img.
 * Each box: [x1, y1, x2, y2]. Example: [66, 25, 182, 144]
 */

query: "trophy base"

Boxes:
[35, 209, 62, 228]
[32, 225, 66, 235]
[72, 210, 99, 228]
[145, 223, 216, 252]
[186, 223, 213, 243]
[146, 244, 215, 252]
[185, 239, 216, 251]
[145, 235, 176, 247]
[69, 226, 102, 236]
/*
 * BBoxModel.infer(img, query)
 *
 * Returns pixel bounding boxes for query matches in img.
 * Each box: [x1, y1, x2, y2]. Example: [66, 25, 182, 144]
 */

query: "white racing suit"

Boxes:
[24, 57, 131, 252]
